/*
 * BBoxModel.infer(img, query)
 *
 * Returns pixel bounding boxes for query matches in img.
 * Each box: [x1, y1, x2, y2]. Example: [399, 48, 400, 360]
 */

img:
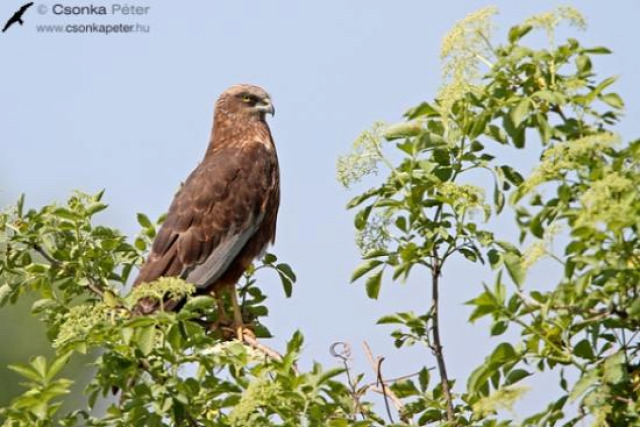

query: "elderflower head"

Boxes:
[355, 213, 391, 255]
[337, 121, 388, 188]
[521, 133, 620, 194]
[54, 303, 111, 349]
[577, 172, 636, 231]
[127, 277, 195, 307]
[438, 6, 497, 116]
[436, 182, 489, 219]
[525, 6, 586, 44]
[228, 377, 282, 427]
[521, 223, 562, 270]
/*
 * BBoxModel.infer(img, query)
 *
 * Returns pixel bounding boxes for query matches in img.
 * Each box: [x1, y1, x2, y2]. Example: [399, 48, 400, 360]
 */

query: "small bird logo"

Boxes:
[2, 2, 34, 33]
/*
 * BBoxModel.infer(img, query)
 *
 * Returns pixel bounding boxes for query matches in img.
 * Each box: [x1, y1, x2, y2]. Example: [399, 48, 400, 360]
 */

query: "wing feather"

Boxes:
[134, 143, 276, 289]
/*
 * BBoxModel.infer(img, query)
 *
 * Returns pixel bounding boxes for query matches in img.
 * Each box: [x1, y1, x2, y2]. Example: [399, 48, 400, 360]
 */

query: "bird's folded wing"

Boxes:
[134, 145, 273, 288]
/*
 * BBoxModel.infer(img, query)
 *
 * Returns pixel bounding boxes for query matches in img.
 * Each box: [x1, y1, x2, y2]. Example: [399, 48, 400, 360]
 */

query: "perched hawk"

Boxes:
[133, 84, 279, 337]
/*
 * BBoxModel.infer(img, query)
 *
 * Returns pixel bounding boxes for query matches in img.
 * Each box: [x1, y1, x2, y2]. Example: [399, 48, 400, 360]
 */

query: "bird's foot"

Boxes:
[208, 314, 231, 334]
[236, 324, 255, 341]
[216, 322, 255, 342]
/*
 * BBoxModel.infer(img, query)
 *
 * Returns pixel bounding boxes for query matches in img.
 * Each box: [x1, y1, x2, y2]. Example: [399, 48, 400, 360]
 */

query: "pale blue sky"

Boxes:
[1, 0, 639, 419]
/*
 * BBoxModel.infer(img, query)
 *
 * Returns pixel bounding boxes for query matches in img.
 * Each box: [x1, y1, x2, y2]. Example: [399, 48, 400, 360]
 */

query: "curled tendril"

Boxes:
[330, 341, 352, 362]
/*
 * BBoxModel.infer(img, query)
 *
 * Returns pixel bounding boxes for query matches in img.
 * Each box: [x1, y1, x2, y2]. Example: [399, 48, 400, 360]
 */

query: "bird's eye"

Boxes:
[242, 95, 252, 103]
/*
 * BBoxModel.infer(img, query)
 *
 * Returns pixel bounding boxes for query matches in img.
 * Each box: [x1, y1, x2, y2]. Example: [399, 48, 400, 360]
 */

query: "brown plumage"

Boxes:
[133, 84, 279, 321]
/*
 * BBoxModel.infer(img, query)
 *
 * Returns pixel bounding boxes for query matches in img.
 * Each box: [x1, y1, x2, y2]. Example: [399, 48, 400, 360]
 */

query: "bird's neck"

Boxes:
[205, 112, 272, 155]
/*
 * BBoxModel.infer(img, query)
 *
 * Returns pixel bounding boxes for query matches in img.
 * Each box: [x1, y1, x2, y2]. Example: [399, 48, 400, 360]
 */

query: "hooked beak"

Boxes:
[256, 99, 275, 116]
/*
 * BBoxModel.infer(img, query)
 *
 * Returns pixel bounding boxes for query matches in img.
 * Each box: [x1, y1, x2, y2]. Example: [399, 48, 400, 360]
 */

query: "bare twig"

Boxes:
[363, 342, 412, 425]
[368, 386, 408, 418]
[86, 279, 105, 297]
[550, 104, 568, 122]
[241, 332, 301, 375]
[330, 342, 366, 420]
[241, 333, 283, 362]
[363, 369, 429, 388]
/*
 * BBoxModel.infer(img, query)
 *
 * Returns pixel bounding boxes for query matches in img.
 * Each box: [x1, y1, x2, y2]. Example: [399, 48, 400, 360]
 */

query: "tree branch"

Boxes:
[430, 256, 455, 423]
[33, 242, 105, 298]
[33, 243, 60, 267]
[241, 332, 301, 375]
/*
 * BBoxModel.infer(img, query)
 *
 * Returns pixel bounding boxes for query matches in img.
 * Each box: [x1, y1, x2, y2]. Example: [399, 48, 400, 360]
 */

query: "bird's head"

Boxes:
[215, 84, 274, 121]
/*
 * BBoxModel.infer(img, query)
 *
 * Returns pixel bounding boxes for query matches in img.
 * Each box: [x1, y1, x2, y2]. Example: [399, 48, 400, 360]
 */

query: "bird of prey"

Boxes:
[2, 2, 34, 33]
[133, 84, 279, 338]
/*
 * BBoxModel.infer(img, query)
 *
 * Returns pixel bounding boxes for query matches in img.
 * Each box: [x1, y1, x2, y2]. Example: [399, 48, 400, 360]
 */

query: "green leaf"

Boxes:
[503, 253, 526, 287]
[136, 213, 152, 228]
[490, 342, 517, 365]
[500, 165, 524, 186]
[286, 330, 304, 355]
[491, 321, 508, 336]
[16, 193, 25, 217]
[276, 263, 297, 282]
[166, 324, 183, 351]
[508, 24, 532, 43]
[384, 121, 422, 140]
[0, 284, 12, 306]
[503, 115, 525, 148]
[391, 379, 419, 398]
[354, 206, 372, 230]
[505, 369, 531, 385]
[365, 270, 383, 299]
[134, 237, 147, 251]
[600, 93, 624, 109]
[377, 314, 402, 325]
[278, 272, 293, 298]
[137, 325, 157, 356]
[576, 54, 592, 73]
[583, 46, 612, 54]
[8, 363, 42, 382]
[459, 247, 478, 263]
[468, 363, 493, 395]
[46, 352, 72, 382]
[493, 182, 505, 214]
[510, 98, 531, 128]
[496, 241, 520, 255]
[262, 253, 277, 264]
[569, 369, 598, 402]
[182, 296, 215, 313]
[487, 124, 507, 144]
[628, 297, 640, 319]
[31, 298, 56, 314]
[405, 101, 439, 119]
[346, 188, 379, 209]
[53, 208, 79, 221]
[418, 367, 431, 392]
[574, 339, 595, 360]
[351, 260, 383, 283]
[603, 352, 627, 385]
[488, 249, 501, 269]
[31, 356, 48, 379]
